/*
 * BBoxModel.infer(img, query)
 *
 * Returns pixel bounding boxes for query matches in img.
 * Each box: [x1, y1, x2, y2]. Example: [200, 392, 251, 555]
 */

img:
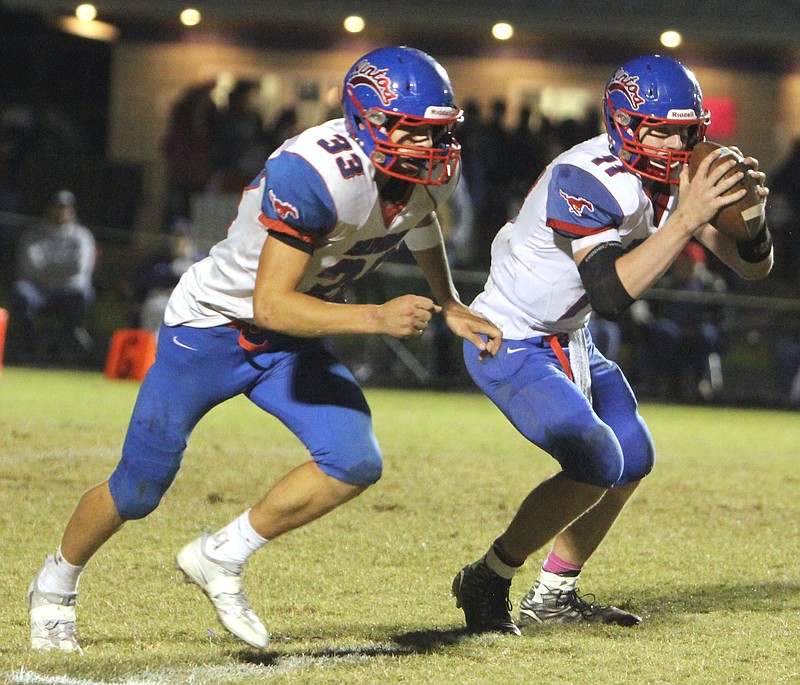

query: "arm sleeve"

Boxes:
[577, 241, 634, 320]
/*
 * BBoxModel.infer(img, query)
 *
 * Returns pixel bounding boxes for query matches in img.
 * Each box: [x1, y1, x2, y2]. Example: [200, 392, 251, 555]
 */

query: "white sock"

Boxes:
[37, 546, 84, 595]
[484, 546, 520, 580]
[203, 509, 269, 571]
[532, 568, 579, 602]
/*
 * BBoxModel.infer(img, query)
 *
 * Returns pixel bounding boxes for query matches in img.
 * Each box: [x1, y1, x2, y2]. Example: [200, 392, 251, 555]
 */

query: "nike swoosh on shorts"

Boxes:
[172, 336, 198, 351]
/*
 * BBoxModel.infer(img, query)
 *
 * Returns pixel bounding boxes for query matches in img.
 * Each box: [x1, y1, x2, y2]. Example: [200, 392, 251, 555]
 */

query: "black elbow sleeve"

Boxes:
[578, 242, 635, 321]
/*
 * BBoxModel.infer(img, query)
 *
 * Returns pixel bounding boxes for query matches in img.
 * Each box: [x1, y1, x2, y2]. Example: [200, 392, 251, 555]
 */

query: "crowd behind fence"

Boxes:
[2, 211, 800, 409]
[338, 262, 800, 409]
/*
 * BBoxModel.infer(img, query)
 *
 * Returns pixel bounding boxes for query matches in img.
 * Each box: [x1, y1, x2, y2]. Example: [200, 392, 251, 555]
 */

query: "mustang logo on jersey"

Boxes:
[268, 189, 300, 221]
[607, 68, 645, 111]
[560, 190, 594, 217]
[346, 59, 399, 107]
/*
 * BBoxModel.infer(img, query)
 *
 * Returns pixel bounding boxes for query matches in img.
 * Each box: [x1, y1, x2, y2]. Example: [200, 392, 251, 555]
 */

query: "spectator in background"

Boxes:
[452, 99, 488, 269]
[765, 139, 800, 405]
[771, 322, 800, 407]
[506, 105, 547, 218]
[474, 99, 513, 266]
[161, 83, 219, 229]
[768, 138, 800, 285]
[266, 107, 300, 156]
[9, 190, 96, 363]
[587, 312, 622, 361]
[640, 241, 730, 401]
[0, 156, 24, 279]
[132, 217, 205, 337]
[0, 104, 33, 213]
[211, 79, 270, 191]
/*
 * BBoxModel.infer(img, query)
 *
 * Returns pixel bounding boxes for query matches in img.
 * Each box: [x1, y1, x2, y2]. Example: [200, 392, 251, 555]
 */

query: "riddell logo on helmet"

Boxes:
[268, 189, 300, 221]
[425, 106, 456, 119]
[347, 60, 399, 107]
[607, 69, 645, 110]
[559, 190, 594, 217]
[666, 109, 699, 120]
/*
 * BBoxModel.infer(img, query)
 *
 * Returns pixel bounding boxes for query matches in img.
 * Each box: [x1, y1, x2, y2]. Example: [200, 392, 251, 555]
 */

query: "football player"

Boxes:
[28, 45, 501, 653]
[452, 54, 772, 634]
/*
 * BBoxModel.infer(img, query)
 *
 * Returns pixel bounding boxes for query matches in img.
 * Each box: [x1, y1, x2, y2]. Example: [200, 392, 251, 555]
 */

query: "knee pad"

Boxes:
[108, 454, 180, 520]
[314, 433, 383, 487]
[617, 427, 656, 485]
[351, 451, 383, 485]
[553, 423, 625, 488]
[320, 449, 383, 487]
[621, 451, 655, 484]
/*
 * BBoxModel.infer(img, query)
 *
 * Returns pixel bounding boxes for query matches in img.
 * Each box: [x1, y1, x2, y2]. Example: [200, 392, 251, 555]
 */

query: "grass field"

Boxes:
[1, 367, 799, 685]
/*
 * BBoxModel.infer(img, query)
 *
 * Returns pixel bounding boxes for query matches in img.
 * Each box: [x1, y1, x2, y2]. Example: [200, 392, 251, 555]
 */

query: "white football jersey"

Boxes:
[165, 118, 456, 327]
[471, 134, 679, 339]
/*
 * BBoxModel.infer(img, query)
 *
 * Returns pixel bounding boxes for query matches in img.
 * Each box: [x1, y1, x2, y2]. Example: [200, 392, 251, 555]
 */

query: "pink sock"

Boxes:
[542, 550, 582, 575]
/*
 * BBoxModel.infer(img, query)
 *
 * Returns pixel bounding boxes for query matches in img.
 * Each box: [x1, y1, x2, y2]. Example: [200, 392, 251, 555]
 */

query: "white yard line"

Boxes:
[6, 665, 265, 685]
[5, 643, 412, 685]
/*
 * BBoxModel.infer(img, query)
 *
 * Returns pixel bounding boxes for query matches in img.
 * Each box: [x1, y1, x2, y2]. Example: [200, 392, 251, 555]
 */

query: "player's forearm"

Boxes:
[252, 292, 382, 337]
[615, 216, 697, 298]
[695, 223, 773, 280]
[411, 244, 461, 306]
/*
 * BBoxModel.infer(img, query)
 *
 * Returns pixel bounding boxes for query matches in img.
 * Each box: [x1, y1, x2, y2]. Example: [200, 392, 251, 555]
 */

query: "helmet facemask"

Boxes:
[610, 108, 708, 184]
[346, 86, 462, 185]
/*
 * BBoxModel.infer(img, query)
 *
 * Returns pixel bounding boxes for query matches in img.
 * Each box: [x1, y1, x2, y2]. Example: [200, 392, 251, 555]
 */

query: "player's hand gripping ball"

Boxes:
[687, 141, 765, 242]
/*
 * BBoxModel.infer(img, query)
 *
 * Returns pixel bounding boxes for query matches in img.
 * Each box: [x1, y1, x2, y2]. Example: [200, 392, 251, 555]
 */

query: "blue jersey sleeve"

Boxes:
[261, 151, 338, 242]
[545, 164, 624, 240]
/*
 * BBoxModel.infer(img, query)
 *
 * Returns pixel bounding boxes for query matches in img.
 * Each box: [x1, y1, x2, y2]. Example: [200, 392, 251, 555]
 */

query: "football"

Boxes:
[687, 141, 765, 242]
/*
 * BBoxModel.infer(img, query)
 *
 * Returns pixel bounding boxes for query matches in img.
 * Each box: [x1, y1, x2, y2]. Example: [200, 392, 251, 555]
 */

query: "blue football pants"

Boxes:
[108, 324, 381, 520]
[463, 331, 655, 487]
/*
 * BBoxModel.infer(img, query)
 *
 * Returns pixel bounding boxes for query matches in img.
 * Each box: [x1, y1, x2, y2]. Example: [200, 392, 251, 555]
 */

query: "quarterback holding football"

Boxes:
[452, 54, 772, 635]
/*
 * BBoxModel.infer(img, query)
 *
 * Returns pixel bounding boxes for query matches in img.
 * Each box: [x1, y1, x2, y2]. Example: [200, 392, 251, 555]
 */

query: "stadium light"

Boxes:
[180, 8, 202, 26]
[344, 15, 365, 33]
[660, 30, 682, 48]
[492, 22, 514, 40]
[75, 4, 97, 21]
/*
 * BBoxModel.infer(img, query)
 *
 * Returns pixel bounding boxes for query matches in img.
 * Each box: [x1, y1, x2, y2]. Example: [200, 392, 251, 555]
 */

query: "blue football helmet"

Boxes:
[342, 46, 462, 185]
[603, 55, 710, 184]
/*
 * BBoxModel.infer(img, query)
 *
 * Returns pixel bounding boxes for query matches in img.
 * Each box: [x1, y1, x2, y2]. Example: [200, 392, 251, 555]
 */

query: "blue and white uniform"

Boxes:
[465, 134, 660, 487]
[109, 118, 456, 520]
[166, 117, 448, 326]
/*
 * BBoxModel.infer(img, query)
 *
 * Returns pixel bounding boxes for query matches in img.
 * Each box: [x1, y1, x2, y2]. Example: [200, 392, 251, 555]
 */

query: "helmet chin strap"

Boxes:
[374, 151, 426, 180]
[395, 159, 424, 178]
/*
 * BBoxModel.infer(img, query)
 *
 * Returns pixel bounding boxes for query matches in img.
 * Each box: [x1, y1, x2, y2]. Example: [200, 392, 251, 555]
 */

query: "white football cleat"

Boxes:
[518, 578, 642, 627]
[28, 566, 83, 654]
[176, 535, 269, 648]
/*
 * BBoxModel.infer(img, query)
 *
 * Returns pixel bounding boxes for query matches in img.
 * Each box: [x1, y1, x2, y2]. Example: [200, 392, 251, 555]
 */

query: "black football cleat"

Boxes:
[452, 559, 521, 636]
